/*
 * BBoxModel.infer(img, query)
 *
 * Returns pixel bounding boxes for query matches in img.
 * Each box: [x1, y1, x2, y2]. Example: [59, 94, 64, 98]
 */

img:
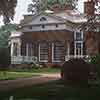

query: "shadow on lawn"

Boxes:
[0, 79, 100, 100]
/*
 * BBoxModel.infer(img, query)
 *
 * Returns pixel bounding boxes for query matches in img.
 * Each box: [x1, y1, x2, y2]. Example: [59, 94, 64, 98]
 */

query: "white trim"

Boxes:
[74, 41, 83, 56]
[74, 30, 84, 57]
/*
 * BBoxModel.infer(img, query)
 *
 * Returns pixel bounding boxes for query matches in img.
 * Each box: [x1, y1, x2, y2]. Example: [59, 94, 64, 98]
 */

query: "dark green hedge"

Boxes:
[0, 47, 10, 69]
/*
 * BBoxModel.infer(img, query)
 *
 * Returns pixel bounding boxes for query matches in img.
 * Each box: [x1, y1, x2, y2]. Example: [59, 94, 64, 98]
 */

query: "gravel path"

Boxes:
[0, 73, 60, 91]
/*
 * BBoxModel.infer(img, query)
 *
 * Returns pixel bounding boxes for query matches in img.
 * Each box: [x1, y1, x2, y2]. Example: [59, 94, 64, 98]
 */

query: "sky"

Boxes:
[0, 0, 87, 26]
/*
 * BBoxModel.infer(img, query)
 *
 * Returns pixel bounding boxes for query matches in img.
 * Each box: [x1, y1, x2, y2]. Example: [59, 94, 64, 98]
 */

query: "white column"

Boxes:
[52, 43, 54, 62]
[26, 43, 29, 57]
[74, 42, 76, 58]
[67, 42, 70, 58]
[11, 42, 14, 56]
[81, 41, 83, 56]
[39, 43, 40, 62]
[18, 42, 21, 56]
[74, 31, 76, 58]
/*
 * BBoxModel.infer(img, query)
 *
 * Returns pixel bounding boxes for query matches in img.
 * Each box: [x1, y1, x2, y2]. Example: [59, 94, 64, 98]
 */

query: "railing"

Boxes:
[65, 55, 89, 61]
[11, 56, 37, 64]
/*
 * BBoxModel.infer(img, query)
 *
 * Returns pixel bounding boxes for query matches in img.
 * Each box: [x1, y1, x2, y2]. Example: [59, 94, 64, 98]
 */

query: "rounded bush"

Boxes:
[0, 47, 10, 70]
[61, 59, 90, 85]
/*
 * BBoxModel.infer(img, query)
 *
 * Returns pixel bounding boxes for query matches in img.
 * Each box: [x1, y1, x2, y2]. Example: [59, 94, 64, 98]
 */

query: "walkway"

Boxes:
[0, 73, 60, 91]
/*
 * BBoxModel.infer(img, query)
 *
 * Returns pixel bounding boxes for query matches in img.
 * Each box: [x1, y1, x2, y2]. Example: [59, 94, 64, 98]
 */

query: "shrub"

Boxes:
[61, 59, 90, 86]
[0, 47, 10, 70]
[90, 54, 100, 65]
[89, 54, 100, 78]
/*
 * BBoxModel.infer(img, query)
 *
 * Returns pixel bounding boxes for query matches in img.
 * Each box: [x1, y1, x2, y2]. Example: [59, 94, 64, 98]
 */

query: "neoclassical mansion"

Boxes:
[10, 10, 88, 65]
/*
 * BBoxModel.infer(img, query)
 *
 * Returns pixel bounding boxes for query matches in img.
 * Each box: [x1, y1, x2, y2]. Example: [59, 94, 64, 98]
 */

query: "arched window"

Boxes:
[40, 17, 47, 21]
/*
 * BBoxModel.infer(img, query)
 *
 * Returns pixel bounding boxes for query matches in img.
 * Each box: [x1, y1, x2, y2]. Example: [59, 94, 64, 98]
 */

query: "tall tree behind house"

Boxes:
[84, 0, 100, 55]
[0, 0, 17, 24]
[27, 0, 78, 14]
[0, 24, 17, 66]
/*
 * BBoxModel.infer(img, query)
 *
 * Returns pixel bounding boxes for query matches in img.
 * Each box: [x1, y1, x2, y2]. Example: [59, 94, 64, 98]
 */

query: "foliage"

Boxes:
[27, 0, 78, 14]
[47, 0, 78, 9]
[10, 67, 60, 74]
[90, 54, 100, 78]
[90, 54, 100, 65]
[61, 59, 89, 86]
[0, 71, 37, 80]
[0, 24, 17, 67]
[79, 0, 100, 31]
[0, 24, 17, 48]
[0, 47, 10, 67]
[28, 0, 47, 14]
[0, 0, 17, 24]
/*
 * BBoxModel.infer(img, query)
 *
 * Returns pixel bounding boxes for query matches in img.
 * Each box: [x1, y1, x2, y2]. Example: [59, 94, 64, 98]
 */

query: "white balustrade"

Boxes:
[11, 56, 37, 64]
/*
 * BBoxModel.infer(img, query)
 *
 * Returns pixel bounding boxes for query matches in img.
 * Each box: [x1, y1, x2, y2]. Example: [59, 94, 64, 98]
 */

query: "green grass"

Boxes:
[0, 79, 100, 100]
[11, 67, 60, 74]
[0, 68, 60, 80]
[0, 71, 39, 80]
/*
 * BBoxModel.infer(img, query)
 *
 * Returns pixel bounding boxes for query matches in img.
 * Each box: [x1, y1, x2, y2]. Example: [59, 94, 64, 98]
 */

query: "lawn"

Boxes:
[0, 79, 100, 100]
[0, 68, 60, 80]
[11, 67, 60, 73]
[0, 71, 39, 80]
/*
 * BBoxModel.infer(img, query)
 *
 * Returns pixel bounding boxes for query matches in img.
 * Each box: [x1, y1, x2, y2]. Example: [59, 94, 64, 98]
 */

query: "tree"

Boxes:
[0, 24, 17, 67]
[79, 0, 100, 31]
[27, 0, 78, 14]
[77, 0, 100, 55]
[28, 0, 47, 14]
[0, 0, 17, 24]
[47, 0, 78, 9]
[0, 24, 17, 48]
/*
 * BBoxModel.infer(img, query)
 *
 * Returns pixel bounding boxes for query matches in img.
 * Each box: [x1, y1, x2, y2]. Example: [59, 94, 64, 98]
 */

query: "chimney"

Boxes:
[84, 0, 95, 16]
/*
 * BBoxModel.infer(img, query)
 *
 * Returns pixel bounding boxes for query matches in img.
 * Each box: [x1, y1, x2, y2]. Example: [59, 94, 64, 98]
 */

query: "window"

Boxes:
[13, 43, 18, 56]
[39, 43, 48, 62]
[76, 32, 82, 40]
[75, 42, 83, 56]
[22, 43, 26, 56]
[53, 42, 64, 62]
[42, 25, 45, 28]
[40, 17, 47, 21]
[28, 44, 34, 56]
[56, 24, 58, 28]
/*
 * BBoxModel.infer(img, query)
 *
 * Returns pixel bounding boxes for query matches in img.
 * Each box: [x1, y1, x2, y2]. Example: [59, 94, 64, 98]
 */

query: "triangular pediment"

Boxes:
[21, 12, 65, 26]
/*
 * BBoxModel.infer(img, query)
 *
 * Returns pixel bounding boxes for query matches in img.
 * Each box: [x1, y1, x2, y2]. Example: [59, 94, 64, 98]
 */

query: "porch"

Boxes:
[10, 30, 85, 64]
[10, 41, 85, 64]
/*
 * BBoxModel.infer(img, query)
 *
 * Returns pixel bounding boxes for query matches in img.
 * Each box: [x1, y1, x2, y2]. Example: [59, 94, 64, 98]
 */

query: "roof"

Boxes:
[19, 10, 87, 27]
[20, 11, 66, 26]
[54, 10, 87, 23]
